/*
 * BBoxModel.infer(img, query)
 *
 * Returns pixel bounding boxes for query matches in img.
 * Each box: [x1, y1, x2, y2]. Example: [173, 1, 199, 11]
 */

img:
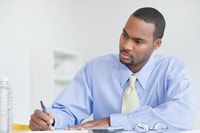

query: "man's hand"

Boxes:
[68, 117, 110, 130]
[29, 109, 54, 131]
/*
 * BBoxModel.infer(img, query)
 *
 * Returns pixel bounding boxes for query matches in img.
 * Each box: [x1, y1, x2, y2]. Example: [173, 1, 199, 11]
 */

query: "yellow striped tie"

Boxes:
[122, 75, 139, 113]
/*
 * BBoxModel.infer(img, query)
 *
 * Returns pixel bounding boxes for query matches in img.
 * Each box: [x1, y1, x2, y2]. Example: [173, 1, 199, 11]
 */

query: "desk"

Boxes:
[13, 130, 90, 133]
[179, 130, 200, 133]
[13, 129, 200, 133]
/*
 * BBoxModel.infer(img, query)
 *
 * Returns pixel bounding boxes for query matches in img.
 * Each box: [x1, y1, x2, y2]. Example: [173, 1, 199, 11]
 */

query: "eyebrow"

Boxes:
[123, 29, 128, 36]
[122, 28, 145, 41]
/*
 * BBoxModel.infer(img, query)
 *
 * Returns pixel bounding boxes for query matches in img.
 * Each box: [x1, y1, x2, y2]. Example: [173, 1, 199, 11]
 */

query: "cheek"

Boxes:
[133, 45, 145, 54]
[142, 47, 154, 59]
[134, 46, 153, 58]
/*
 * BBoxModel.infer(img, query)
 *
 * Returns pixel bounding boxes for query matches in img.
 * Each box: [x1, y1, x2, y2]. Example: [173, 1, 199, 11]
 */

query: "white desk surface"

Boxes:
[14, 129, 200, 133]
[179, 130, 200, 133]
[14, 130, 89, 133]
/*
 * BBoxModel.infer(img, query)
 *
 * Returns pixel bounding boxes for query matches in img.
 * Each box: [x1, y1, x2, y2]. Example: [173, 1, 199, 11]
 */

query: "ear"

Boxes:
[153, 39, 162, 50]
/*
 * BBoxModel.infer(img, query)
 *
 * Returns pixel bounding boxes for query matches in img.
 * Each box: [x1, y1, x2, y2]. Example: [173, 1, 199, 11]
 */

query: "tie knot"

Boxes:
[129, 75, 137, 87]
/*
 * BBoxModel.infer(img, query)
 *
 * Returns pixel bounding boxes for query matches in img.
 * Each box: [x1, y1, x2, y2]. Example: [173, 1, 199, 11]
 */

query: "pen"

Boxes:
[40, 100, 55, 129]
[40, 100, 47, 113]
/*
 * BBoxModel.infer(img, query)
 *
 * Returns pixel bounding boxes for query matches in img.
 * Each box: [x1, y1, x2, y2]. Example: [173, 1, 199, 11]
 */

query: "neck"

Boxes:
[128, 57, 150, 73]
[128, 62, 146, 73]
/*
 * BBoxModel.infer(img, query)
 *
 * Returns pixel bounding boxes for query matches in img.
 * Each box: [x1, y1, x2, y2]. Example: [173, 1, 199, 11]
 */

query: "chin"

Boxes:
[120, 58, 133, 65]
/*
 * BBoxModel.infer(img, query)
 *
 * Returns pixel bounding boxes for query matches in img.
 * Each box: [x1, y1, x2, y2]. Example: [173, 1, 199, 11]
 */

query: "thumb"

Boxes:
[48, 113, 55, 130]
[48, 113, 54, 119]
[47, 113, 55, 125]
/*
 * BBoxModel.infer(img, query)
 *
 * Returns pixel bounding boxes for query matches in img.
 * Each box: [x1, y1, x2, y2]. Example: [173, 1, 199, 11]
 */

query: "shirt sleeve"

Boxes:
[110, 61, 197, 131]
[47, 63, 93, 129]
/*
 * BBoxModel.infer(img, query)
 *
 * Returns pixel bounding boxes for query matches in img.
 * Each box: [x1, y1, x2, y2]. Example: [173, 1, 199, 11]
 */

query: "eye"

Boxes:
[135, 40, 141, 44]
[135, 39, 143, 45]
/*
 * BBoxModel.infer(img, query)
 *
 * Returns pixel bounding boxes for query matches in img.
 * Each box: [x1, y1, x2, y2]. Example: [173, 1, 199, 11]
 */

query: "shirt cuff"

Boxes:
[110, 113, 133, 130]
[110, 107, 159, 130]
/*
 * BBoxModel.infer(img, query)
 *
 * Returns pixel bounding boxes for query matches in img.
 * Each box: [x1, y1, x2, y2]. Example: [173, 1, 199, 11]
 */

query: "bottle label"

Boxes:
[0, 81, 12, 133]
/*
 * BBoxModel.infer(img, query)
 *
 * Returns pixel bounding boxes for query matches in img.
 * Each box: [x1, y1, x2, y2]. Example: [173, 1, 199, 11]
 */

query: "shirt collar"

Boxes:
[135, 54, 156, 90]
[119, 61, 132, 88]
[119, 54, 156, 90]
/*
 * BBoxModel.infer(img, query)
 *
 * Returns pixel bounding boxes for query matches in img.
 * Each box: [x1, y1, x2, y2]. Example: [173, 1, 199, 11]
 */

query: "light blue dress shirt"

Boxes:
[47, 54, 196, 131]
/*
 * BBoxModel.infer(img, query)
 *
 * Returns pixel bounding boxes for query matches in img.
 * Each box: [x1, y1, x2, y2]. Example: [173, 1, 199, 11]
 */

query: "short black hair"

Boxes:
[132, 7, 166, 39]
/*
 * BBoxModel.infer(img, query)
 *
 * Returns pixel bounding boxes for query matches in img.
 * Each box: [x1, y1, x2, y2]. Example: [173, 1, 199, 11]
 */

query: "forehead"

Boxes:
[124, 16, 155, 39]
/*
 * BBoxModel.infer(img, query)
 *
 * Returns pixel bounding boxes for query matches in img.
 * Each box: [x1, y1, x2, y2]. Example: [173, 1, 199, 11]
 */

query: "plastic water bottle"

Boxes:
[0, 77, 12, 133]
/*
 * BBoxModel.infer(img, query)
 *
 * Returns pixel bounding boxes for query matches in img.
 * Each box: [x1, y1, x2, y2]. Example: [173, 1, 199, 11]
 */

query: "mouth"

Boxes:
[120, 51, 132, 60]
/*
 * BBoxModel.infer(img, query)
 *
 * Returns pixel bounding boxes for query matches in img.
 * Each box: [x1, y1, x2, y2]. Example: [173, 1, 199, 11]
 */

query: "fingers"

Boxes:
[29, 118, 50, 131]
[29, 118, 38, 131]
[47, 112, 55, 125]
[31, 114, 48, 127]
[29, 116, 50, 131]
[34, 110, 50, 123]
[29, 109, 54, 131]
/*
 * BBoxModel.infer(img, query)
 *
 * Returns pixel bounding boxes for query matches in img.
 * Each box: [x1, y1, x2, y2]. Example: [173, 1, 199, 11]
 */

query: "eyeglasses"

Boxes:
[124, 122, 168, 133]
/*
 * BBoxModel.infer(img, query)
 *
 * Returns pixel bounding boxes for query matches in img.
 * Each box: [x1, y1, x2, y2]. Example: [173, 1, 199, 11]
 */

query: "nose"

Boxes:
[122, 39, 133, 50]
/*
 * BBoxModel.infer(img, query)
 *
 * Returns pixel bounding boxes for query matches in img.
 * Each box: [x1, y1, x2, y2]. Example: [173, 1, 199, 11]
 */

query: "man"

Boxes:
[29, 7, 196, 131]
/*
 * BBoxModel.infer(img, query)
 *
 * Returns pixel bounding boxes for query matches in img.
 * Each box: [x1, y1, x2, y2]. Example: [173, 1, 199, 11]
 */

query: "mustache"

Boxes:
[120, 49, 132, 57]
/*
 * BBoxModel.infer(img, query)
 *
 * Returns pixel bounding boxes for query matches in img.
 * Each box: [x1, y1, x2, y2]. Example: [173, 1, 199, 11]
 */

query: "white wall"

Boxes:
[0, 0, 199, 127]
[0, 0, 76, 124]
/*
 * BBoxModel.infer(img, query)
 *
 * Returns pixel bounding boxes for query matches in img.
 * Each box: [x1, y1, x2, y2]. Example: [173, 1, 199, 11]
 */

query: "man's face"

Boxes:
[119, 16, 161, 72]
